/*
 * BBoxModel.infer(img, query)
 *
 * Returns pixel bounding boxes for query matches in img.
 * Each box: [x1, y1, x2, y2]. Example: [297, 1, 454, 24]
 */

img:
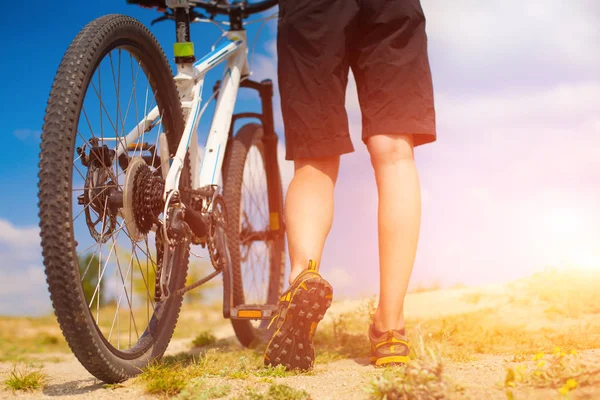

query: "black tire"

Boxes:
[223, 123, 285, 347]
[38, 14, 189, 383]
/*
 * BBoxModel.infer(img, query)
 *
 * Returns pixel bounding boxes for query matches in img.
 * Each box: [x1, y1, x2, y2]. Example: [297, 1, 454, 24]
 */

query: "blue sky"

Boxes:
[0, 0, 279, 314]
[1, 0, 599, 315]
[0, 1, 274, 227]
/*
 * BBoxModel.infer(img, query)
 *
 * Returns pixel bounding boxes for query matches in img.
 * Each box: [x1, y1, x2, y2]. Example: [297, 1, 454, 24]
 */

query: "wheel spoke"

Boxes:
[81, 107, 96, 140]
[90, 81, 118, 136]
[87, 211, 120, 308]
[72, 186, 111, 222]
[113, 238, 140, 342]
[107, 242, 135, 343]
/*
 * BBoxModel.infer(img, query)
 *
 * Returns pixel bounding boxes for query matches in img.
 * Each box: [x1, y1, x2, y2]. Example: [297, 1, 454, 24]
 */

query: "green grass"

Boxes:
[192, 331, 217, 348]
[163, 352, 199, 365]
[102, 383, 126, 390]
[368, 367, 448, 400]
[504, 348, 600, 398]
[177, 379, 231, 400]
[366, 335, 458, 400]
[0, 316, 69, 362]
[253, 365, 288, 378]
[138, 343, 312, 396]
[3, 366, 48, 392]
[139, 362, 188, 396]
[235, 384, 311, 400]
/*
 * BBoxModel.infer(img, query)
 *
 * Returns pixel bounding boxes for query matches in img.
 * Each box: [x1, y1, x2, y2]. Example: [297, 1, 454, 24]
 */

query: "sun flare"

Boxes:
[541, 207, 600, 271]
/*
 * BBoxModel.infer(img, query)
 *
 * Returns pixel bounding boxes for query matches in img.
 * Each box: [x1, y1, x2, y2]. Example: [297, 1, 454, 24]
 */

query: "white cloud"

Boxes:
[436, 81, 600, 129]
[422, 0, 600, 74]
[430, 79, 600, 191]
[0, 219, 39, 248]
[0, 265, 45, 296]
[328, 267, 352, 290]
[13, 129, 41, 142]
[0, 219, 49, 316]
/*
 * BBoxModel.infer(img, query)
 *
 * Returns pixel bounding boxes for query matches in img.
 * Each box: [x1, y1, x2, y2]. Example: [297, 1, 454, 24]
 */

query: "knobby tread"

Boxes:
[264, 278, 333, 370]
[223, 123, 285, 347]
[39, 14, 189, 383]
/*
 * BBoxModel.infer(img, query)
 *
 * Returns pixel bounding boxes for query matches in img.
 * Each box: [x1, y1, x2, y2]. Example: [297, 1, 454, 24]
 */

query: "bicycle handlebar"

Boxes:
[127, 0, 278, 17]
[126, 0, 167, 10]
[190, 0, 278, 16]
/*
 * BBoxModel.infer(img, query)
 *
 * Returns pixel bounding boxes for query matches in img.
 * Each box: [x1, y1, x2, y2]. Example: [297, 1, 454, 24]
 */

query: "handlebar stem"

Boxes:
[173, 6, 196, 64]
[166, 0, 191, 8]
[229, 4, 245, 30]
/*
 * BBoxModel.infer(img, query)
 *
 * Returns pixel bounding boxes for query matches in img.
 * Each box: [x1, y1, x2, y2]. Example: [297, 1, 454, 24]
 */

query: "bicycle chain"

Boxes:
[177, 186, 224, 270]
[132, 177, 227, 300]
[208, 195, 228, 271]
[155, 227, 165, 301]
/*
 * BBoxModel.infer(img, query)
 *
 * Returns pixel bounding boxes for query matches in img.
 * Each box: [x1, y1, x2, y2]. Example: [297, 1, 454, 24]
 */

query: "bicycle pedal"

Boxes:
[230, 304, 278, 320]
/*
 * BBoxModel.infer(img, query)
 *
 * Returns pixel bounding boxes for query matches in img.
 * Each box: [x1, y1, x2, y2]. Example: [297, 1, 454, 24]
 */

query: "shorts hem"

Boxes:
[285, 136, 355, 160]
[362, 127, 436, 148]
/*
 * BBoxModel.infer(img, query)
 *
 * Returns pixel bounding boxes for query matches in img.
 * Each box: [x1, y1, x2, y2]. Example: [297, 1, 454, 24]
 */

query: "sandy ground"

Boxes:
[1, 282, 599, 399]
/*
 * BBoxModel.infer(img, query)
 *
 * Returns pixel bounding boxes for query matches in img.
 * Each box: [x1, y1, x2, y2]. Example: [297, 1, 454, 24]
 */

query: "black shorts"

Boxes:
[277, 0, 437, 160]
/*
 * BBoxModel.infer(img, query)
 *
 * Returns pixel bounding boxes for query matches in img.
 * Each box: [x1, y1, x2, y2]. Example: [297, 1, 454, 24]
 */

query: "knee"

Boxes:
[367, 134, 415, 168]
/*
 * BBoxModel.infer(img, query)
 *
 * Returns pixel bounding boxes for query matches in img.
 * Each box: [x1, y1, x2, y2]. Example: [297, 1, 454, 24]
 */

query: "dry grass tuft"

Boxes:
[235, 383, 311, 400]
[504, 347, 600, 398]
[3, 365, 48, 392]
[367, 333, 458, 399]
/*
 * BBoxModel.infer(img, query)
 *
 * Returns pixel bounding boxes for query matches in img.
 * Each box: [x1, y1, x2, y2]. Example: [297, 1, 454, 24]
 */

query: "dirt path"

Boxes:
[2, 277, 600, 399]
[4, 345, 599, 399]
[0, 339, 506, 400]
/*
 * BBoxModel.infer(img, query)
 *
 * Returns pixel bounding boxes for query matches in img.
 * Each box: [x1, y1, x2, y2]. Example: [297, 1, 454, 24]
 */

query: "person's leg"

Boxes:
[350, 0, 435, 336]
[264, 158, 340, 371]
[366, 133, 421, 332]
[277, 0, 358, 281]
[266, 0, 359, 371]
[286, 156, 340, 284]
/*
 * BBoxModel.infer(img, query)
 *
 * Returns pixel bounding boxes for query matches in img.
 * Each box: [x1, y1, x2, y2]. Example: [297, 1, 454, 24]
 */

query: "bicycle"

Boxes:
[38, 0, 284, 383]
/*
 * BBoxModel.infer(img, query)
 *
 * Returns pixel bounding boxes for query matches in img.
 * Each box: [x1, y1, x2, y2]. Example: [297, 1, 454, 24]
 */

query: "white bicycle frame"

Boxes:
[114, 29, 249, 201]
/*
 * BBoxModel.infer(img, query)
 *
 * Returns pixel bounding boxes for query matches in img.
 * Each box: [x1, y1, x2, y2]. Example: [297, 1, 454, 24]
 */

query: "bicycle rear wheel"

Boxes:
[38, 14, 189, 383]
[223, 123, 285, 347]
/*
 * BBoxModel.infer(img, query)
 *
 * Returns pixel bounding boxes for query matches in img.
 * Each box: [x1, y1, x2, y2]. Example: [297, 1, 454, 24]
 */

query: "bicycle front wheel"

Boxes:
[38, 14, 189, 383]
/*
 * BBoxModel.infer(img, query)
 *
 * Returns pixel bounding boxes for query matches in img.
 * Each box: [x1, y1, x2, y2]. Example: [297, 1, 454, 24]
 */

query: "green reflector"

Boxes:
[174, 42, 195, 57]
